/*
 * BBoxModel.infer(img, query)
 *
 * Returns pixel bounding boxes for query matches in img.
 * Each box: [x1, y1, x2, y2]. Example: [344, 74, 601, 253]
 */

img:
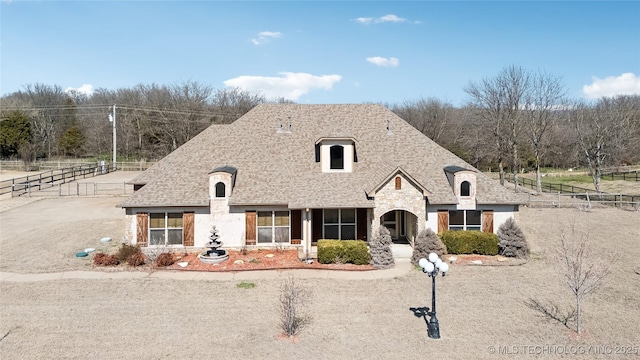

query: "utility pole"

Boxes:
[108, 105, 117, 171]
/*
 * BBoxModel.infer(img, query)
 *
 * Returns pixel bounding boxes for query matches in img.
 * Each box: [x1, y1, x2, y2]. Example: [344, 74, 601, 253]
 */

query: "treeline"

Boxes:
[0, 82, 281, 163]
[1, 67, 639, 192]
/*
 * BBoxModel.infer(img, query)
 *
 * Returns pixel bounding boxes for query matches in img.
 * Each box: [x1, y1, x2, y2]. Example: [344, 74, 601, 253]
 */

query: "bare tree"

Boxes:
[522, 72, 566, 192]
[569, 97, 627, 192]
[465, 65, 528, 186]
[552, 223, 616, 334]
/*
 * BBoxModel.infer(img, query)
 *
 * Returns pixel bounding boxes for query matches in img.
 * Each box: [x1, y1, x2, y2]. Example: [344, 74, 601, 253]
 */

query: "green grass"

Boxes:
[236, 282, 256, 289]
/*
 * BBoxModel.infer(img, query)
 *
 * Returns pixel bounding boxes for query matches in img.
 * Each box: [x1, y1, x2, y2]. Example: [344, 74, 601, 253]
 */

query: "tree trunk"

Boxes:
[576, 296, 582, 334]
[535, 150, 542, 193]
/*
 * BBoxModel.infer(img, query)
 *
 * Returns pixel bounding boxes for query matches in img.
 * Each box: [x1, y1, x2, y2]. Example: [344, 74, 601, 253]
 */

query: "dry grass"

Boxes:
[1, 190, 639, 358]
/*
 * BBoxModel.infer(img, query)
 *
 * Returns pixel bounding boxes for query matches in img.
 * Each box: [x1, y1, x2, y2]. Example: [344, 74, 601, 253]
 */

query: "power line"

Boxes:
[0, 104, 243, 117]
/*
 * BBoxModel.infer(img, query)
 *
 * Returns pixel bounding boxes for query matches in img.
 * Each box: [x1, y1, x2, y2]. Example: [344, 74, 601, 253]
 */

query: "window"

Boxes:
[257, 211, 290, 244]
[449, 210, 481, 231]
[329, 145, 344, 170]
[215, 182, 225, 198]
[395, 176, 402, 190]
[461, 181, 471, 197]
[149, 212, 183, 245]
[324, 209, 356, 240]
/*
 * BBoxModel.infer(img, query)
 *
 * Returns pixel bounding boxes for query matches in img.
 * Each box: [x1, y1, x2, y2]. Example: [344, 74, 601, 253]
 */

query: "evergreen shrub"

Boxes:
[411, 229, 447, 266]
[440, 230, 499, 255]
[370, 226, 395, 269]
[317, 240, 370, 265]
[497, 218, 530, 258]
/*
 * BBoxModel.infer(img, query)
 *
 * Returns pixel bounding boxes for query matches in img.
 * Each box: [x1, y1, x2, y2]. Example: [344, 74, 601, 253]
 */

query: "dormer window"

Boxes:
[330, 145, 344, 170]
[215, 182, 226, 198]
[461, 181, 471, 197]
[317, 138, 356, 173]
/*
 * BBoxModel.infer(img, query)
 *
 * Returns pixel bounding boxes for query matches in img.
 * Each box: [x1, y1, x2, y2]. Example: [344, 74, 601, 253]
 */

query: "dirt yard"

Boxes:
[1, 174, 639, 359]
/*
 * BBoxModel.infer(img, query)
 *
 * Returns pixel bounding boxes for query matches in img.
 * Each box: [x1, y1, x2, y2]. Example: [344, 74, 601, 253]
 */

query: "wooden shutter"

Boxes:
[312, 209, 323, 244]
[183, 212, 194, 246]
[357, 208, 368, 241]
[291, 210, 302, 244]
[482, 210, 494, 233]
[437, 210, 448, 233]
[245, 211, 256, 245]
[395, 176, 401, 190]
[136, 213, 148, 246]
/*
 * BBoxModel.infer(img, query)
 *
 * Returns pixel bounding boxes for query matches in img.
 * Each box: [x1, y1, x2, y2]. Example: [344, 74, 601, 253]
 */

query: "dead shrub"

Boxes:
[156, 252, 174, 267]
[117, 243, 141, 262]
[93, 252, 120, 266]
[127, 252, 146, 267]
[279, 276, 312, 338]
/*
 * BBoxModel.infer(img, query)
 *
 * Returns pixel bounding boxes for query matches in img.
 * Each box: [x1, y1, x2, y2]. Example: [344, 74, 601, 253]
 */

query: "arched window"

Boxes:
[461, 181, 471, 197]
[215, 182, 226, 198]
[395, 176, 402, 190]
[330, 145, 344, 170]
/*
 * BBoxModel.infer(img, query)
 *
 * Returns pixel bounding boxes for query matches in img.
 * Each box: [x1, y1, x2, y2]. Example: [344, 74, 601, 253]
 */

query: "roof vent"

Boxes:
[386, 119, 393, 135]
[277, 119, 283, 133]
[286, 117, 292, 133]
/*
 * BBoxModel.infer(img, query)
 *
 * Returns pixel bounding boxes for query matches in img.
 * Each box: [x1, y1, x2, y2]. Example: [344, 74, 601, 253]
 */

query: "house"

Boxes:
[120, 104, 521, 255]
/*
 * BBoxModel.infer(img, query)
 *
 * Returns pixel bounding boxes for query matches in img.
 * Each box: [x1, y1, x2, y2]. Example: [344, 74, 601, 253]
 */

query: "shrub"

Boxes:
[127, 252, 146, 267]
[498, 217, 530, 258]
[317, 240, 370, 265]
[440, 230, 499, 255]
[370, 226, 395, 269]
[279, 276, 311, 337]
[93, 252, 120, 266]
[156, 252, 174, 267]
[117, 243, 141, 262]
[411, 229, 447, 266]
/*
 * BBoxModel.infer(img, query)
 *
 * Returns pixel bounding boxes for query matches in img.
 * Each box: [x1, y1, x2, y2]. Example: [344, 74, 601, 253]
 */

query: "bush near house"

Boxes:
[117, 243, 142, 262]
[156, 253, 175, 267]
[370, 226, 395, 269]
[317, 240, 370, 265]
[497, 217, 530, 259]
[440, 230, 499, 255]
[93, 253, 120, 266]
[411, 229, 447, 266]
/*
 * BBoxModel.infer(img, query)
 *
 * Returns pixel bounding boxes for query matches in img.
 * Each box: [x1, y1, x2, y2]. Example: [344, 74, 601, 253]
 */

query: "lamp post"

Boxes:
[419, 252, 449, 339]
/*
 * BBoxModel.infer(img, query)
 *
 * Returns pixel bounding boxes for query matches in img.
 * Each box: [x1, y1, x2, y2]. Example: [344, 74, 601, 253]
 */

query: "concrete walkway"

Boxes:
[0, 259, 414, 282]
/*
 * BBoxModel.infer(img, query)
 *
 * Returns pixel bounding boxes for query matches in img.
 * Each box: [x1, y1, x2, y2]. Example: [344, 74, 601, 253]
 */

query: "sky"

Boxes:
[1, 1, 639, 106]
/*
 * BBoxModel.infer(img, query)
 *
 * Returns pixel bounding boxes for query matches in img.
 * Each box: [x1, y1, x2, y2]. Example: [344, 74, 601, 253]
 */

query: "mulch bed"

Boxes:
[165, 249, 376, 272]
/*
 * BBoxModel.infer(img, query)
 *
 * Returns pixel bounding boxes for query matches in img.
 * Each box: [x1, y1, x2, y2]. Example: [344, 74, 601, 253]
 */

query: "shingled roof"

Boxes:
[120, 104, 521, 208]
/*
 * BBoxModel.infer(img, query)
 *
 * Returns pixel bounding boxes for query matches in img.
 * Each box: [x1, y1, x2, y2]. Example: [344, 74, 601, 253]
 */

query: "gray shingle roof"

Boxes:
[120, 104, 521, 208]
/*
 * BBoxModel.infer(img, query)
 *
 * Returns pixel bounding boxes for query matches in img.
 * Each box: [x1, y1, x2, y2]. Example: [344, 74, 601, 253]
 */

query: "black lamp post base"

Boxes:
[427, 315, 440, 339]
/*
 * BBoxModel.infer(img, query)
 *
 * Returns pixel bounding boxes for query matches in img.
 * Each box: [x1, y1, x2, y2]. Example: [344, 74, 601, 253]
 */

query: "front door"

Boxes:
[381, 210, 408, 243]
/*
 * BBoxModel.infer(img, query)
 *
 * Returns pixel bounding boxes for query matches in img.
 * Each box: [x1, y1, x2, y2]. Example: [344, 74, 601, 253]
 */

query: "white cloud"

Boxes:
[65, 84, 94, 96]
[583, 73, 640, 99]
[366, 56, 399, 67]
[251, 31, 282, 45]
[223, 72, 342, 101]
[355, 14, 408, 25]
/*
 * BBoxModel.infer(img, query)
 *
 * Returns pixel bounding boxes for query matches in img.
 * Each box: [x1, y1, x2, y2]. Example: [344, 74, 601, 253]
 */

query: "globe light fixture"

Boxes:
[419, 252, 449, 339]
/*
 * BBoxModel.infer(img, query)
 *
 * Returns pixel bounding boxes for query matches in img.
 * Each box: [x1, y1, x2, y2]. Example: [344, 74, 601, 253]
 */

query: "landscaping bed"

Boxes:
[161, 249, 376, 272]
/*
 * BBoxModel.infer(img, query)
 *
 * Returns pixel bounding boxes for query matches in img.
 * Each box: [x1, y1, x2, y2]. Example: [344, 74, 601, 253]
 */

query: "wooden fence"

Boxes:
[0, 163, 115, 196]
[601, 171, 640, 181]
[0, 160, 156, 172]
[505, 174, 640, 210]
